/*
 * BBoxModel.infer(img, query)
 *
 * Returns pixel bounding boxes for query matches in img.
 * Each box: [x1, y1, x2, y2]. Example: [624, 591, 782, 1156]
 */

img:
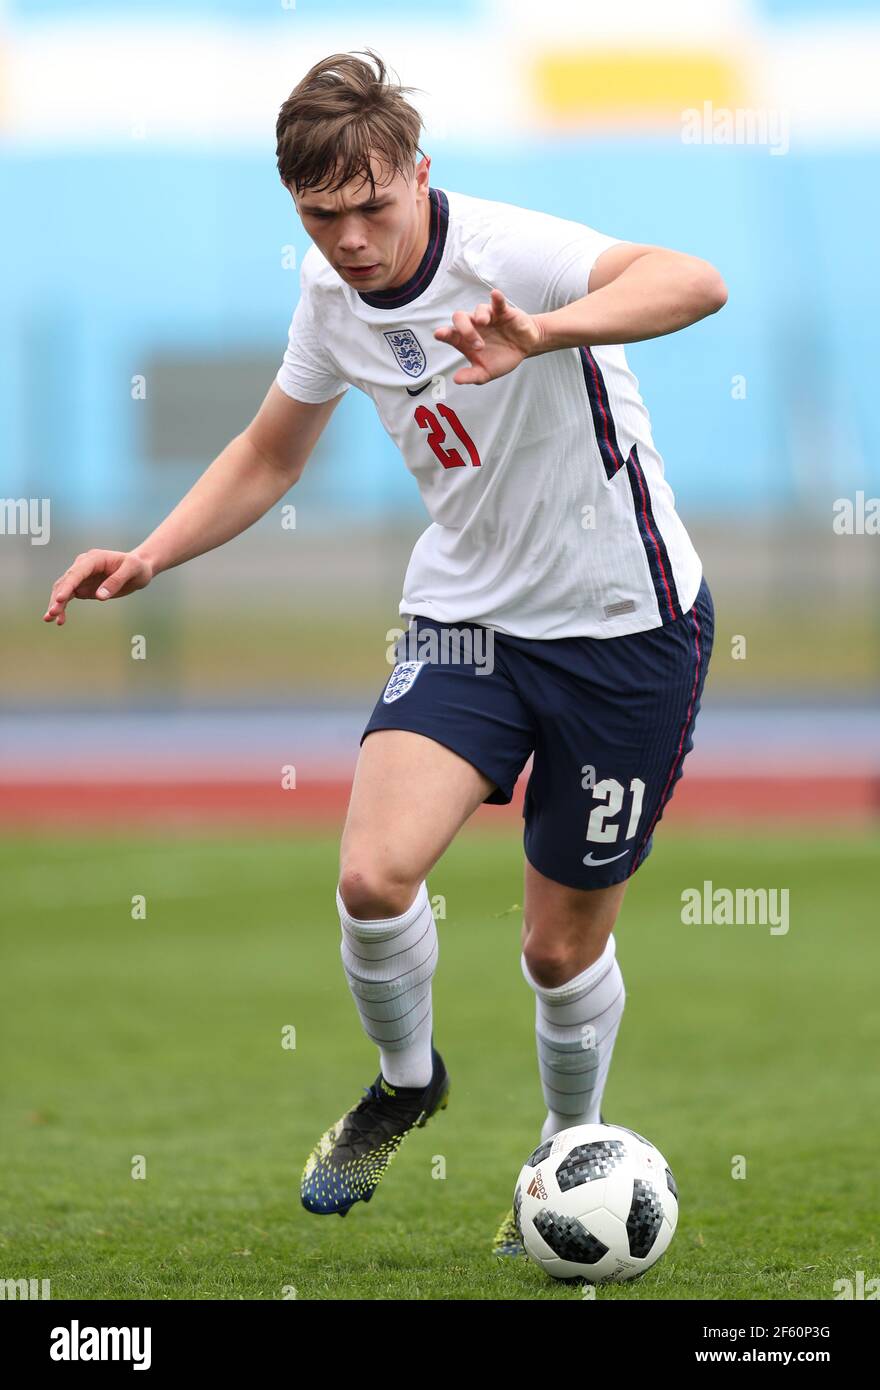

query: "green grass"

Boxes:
[11, 590, 880, 702]
[1, 827, 878, 1301]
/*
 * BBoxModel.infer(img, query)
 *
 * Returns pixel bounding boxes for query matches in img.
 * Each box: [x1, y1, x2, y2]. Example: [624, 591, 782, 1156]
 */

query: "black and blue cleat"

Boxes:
[301, 1047, 450, 1217]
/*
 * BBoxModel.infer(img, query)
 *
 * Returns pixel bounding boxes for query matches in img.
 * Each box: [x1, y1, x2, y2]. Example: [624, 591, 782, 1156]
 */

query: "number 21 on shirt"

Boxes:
[414, 403, 481, 469]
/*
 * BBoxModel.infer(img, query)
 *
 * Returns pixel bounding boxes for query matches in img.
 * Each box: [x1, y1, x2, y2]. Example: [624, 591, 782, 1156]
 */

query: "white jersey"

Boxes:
[276, 188, 702, 639]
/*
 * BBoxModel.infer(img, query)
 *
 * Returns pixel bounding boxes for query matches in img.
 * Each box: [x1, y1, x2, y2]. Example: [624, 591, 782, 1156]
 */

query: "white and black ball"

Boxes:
[514, 1123, 679, 1282]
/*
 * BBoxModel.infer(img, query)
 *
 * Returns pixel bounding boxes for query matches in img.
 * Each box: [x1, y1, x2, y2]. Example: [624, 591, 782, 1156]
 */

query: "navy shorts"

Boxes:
[361, 577, 714, 890]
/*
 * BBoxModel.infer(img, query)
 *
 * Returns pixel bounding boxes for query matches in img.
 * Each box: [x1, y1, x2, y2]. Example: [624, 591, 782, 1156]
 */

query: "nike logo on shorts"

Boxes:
[582, 849, 629, 866]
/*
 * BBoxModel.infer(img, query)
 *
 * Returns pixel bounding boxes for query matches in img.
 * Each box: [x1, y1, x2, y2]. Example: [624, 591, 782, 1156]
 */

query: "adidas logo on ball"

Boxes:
[526, 1172, 548, 1200]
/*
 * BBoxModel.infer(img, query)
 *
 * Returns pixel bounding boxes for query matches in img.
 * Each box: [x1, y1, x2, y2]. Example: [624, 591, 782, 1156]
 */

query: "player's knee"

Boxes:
[523, 936, 582, 989]
[337, 862, 419, 921]
[523, 925, 611, 988]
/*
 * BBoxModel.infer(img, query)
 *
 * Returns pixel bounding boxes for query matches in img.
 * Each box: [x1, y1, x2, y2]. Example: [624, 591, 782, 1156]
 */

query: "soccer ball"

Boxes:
[514, 1122, 678, 1282]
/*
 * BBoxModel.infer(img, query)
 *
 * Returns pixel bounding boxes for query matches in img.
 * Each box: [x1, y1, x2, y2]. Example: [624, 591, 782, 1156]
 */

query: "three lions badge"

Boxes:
[383, 661, 425, 704]
[383, 328, 426, 379]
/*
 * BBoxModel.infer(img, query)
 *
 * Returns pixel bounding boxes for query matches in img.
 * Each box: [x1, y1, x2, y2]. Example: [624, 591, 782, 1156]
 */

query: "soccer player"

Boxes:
[43, 51, 725, 1255]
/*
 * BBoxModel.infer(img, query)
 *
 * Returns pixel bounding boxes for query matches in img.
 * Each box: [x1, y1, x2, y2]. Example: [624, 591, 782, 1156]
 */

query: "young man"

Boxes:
[44, 51, 724, 1254]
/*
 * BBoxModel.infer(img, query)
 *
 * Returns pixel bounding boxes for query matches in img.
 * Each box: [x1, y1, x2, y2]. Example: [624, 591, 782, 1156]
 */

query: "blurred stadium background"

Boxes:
[2, 0, 879, 823]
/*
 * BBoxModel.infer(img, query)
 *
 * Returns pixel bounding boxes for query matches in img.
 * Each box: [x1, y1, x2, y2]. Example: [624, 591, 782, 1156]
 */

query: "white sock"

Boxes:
[338, 881, 437, 1088]
[521, 934, 625, 1143]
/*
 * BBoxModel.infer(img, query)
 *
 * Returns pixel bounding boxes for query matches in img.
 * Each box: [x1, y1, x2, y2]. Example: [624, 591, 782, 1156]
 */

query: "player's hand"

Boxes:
[434, 288, 543, 385]
[43, 549, 153, 627]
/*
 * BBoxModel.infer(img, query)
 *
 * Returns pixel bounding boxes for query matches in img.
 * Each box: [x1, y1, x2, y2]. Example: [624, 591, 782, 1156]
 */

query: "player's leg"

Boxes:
[493, 868, 628, 1255]
[303, 628, 535, 1217]
[493, 585, 712, 1255]
[521, 861, 627, 984]
[303, 730, 495, 1216]
[521, 861, 628, 1143]
[337, 728, 495, 1088]
[339, 726, 494, 918]
[515, 579, 714, 1144]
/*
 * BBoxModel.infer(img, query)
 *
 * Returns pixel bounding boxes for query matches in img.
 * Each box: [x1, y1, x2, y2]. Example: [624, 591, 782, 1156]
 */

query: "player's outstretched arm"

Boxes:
[434, 244, 727, 386]
[43, 383, 343, 626]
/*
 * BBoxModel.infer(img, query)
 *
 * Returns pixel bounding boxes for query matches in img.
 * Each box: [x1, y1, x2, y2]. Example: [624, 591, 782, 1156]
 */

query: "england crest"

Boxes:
[382, 661, 425, 703]
[383, 328, 426, 379]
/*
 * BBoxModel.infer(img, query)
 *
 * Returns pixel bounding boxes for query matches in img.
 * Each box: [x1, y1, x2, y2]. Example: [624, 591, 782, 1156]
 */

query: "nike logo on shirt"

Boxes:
[406, 381, 432, 397]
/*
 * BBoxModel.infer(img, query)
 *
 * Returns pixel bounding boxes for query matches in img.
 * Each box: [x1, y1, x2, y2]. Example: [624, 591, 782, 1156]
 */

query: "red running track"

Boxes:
[1, 774, 877, 829]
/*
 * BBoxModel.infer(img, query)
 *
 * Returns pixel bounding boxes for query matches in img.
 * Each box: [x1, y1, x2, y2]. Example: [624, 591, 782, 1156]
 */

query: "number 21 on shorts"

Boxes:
[582, 777, 645, 863]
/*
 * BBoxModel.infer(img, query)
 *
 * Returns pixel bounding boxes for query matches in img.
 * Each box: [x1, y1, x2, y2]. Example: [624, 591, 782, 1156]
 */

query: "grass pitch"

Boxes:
[1, 826, 877, 1300]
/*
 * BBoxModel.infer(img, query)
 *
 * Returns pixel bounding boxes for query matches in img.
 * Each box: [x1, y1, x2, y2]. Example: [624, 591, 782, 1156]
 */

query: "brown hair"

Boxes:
[276, 49, 423, 195]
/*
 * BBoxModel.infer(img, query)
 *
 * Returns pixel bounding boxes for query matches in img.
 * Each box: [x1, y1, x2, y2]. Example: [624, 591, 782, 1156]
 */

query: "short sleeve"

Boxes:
[275, 289, 351, 405]
[542, 221, 627, 310]
[463, 201, 626, 315]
